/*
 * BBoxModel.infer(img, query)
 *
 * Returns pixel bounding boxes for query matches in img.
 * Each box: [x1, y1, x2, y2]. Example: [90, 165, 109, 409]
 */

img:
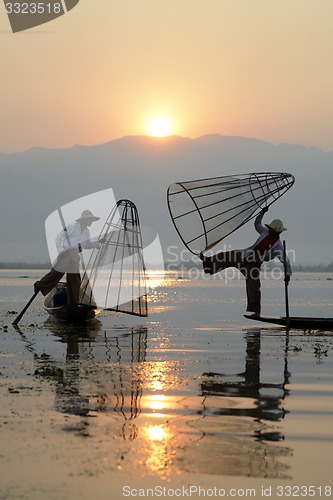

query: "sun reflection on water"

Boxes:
[149, 394, 166, 411]
[142, 423, 174, 475]
[145, 424, 166, 441]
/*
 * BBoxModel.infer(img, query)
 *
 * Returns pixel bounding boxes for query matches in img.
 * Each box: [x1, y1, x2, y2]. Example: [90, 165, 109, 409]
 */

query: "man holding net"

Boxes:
[34, 210, 101, 305]
[200, 207, 292, 317]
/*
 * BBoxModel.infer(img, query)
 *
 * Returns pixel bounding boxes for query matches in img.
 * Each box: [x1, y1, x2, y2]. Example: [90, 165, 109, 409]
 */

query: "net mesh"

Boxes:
[80, 199, 148, 317]
[167, 172, 295, 254]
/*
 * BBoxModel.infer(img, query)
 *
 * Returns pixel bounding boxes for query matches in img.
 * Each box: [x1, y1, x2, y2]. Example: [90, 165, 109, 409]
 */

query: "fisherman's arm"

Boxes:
[80, 229, 100, 250]
[254, 206, 269, 233]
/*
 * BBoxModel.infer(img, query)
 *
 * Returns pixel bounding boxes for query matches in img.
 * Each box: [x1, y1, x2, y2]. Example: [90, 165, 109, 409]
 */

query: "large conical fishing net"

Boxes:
[167, 172, 295, 254]
[80, 199, 148, 317]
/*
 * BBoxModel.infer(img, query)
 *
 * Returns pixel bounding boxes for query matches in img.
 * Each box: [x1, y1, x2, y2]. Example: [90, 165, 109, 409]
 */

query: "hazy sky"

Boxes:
[1, 0, 333, 153]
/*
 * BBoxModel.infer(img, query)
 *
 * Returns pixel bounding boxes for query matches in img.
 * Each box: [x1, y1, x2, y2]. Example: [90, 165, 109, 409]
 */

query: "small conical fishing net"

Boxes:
[167, 172, 295, 254]
[80, 199, 148, 316]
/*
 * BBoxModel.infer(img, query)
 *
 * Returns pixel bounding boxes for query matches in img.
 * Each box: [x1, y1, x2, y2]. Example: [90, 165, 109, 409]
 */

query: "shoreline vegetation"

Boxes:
[1, 261, 333, 273]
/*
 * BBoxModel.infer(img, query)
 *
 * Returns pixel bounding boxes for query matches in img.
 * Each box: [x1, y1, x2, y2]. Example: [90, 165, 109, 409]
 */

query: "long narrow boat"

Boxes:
[44, 283, 97, 323]
[244, 314, 333, 330]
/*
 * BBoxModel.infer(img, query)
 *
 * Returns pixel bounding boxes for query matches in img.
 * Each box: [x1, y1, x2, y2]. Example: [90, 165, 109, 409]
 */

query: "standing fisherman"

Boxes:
[34, 210, 100, 305]
[200, 207, 292, 316]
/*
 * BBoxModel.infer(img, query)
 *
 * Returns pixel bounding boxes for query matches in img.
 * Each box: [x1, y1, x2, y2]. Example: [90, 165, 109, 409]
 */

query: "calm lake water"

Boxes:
[1, 269, 333, 498]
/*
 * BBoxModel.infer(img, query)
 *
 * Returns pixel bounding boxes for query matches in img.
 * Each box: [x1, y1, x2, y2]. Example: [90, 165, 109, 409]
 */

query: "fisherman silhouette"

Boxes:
[200, 207, 292, 316]
[34, 209, 100, 305]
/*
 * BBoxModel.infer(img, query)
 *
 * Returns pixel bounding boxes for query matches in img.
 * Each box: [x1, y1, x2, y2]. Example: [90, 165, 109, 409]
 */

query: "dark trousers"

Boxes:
[202, 250, 262, 314]
[35, 249, 81, 305]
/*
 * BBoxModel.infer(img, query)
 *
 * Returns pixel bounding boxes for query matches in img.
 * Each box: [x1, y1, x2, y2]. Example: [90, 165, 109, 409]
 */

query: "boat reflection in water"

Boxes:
[32, 324, 293, 479]
[36, 321, 148, 442]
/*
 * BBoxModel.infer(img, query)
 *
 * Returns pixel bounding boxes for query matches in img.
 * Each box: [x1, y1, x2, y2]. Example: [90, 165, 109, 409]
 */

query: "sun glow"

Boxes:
[147, 117, 173, 137]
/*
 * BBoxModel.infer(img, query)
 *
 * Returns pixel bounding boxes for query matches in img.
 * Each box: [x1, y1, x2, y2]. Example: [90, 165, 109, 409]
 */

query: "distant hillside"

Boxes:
[1, 134, 332, 264]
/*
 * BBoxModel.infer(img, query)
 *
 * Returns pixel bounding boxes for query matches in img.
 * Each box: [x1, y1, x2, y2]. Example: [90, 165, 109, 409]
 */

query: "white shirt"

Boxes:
[55, 222, 98, 254]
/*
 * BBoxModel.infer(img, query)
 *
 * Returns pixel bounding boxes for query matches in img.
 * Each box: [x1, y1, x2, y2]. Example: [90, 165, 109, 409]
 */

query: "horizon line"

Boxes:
[1, 133, 330, 156]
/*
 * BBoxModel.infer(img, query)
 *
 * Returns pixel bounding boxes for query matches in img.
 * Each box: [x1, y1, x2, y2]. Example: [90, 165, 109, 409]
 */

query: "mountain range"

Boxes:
[1, 134, 332, 265]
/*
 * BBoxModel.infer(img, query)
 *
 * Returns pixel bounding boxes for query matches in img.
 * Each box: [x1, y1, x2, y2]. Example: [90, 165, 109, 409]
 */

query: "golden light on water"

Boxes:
[151, 380, 163, 392]
[150, 394, 166, 411]
[146, 269, 166, 290]
[143, 424, 173, 475]
[146, 425, 166, 441]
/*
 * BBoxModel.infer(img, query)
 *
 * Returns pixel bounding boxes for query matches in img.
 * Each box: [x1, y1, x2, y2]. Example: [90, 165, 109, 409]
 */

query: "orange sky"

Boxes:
[1, 0, 333, 152]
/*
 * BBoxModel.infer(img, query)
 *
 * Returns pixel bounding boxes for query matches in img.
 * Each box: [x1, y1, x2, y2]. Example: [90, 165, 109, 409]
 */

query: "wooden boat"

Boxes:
[44, 283, 97, 323]
[244, 314, 333, 330]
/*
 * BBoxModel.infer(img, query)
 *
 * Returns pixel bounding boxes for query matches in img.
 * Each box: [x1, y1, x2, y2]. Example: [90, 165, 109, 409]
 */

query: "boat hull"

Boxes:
[244, 315, 333, 330]
[44, 303, 97, 323]
[44, 283, 97, 323]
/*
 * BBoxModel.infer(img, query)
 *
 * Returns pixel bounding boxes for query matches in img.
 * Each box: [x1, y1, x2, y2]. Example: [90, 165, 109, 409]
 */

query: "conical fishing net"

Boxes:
[80, 199, 148, 316]
[167, 172, 295, 254]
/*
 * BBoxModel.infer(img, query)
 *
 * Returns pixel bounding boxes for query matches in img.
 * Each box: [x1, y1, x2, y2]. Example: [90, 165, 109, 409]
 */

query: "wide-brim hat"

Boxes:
[75, 210, 100, 222]
[265, 219, 287, 233]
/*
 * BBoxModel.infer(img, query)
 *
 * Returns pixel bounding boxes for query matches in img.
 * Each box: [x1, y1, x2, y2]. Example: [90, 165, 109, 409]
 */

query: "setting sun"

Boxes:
[147, 117, 173, 137]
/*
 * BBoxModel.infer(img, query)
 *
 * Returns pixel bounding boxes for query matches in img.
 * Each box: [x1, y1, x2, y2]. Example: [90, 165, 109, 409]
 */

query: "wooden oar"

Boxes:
[283, 240, 290, 332]
[12, 291, 39, 326]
